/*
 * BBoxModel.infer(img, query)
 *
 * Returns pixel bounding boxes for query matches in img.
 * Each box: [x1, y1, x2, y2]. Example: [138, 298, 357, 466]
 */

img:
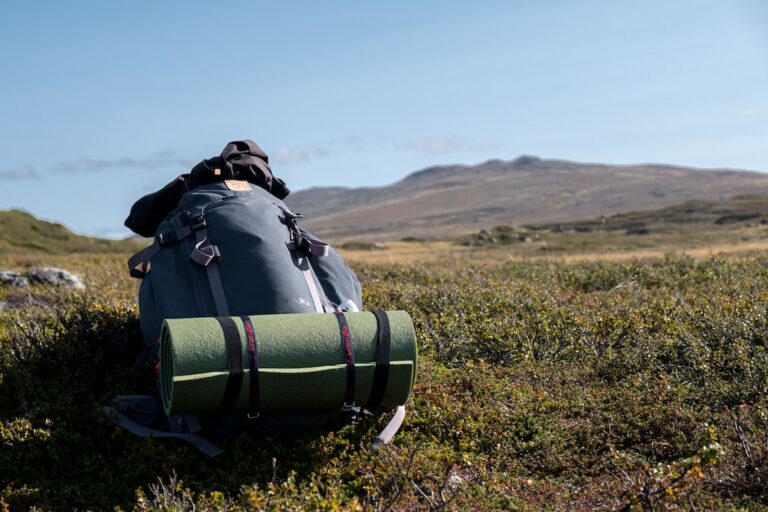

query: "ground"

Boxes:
[0, 241, 767, 510]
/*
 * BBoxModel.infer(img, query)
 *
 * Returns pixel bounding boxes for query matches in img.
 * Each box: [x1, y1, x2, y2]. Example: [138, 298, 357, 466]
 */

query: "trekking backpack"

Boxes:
[105, 140, 413, 456]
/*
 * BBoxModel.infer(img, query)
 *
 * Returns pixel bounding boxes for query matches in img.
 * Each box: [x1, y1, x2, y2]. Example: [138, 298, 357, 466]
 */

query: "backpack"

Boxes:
[105, 140, 406, 456]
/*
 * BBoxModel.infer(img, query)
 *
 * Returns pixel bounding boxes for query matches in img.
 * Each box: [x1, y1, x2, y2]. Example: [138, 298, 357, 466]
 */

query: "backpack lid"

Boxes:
[124, 140, 290, 237]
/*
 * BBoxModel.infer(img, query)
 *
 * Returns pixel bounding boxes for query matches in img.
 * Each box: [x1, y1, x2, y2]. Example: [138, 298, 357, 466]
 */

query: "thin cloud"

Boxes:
[271, 147, 330, 165]
[55, 150, 198, 173]
[0, 165, 41, 181]
[402, 136, 503, 155]
[738, 108, 761, 120]
[55, 146, 333, 172]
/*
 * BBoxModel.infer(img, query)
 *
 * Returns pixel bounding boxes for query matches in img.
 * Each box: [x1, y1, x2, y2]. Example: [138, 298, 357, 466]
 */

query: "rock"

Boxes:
[0, 294, 53, 311]
[447, 473, 465, 490]
[0, 271, 29, 288]
[28, 268, 85, 290]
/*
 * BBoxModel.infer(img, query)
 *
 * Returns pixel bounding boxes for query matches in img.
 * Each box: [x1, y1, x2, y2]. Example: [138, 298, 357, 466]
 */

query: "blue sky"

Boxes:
[0, 0, 766, 237]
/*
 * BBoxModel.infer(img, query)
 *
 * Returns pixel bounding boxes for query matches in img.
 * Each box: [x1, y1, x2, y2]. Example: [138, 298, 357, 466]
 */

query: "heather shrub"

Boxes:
[1, 254, 767, 509]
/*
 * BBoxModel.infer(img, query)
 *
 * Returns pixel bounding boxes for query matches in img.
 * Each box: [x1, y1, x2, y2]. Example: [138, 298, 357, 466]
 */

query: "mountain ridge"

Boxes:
[285, 156, 768, 241]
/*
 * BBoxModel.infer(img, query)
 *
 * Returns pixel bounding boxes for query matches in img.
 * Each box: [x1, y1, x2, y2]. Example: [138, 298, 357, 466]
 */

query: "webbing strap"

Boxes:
[370, 406, 406, 452]
[301, 231, 331, 257]
[298, 256, 326, 313]
[127, 240, 161, 278]
[216, 317, 243, 412]
[334, 311, 356, 408]
[367, 311, 392, 410]
[102, 404, 223, 457]
[192, 229, 230, 316]
[240, 315, 260, 418]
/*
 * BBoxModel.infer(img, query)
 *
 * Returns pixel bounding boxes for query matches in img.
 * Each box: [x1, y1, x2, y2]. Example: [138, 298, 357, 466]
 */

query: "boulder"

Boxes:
[0, 271, 28, 288]
[0, 294, 54, 311]
[28, 268, 85, 290]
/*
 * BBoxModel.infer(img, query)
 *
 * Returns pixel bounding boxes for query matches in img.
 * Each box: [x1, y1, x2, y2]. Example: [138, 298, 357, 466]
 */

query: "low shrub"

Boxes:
[1, 254, 767, 509]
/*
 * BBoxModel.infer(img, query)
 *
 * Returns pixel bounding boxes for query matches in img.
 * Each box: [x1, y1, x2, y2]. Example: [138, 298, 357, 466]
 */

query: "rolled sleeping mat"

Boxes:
[160, 310, 417, 416]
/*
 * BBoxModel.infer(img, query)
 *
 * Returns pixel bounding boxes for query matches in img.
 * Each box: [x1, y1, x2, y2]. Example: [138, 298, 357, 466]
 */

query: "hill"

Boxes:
[285, 156, 768, 241]
[0, 209, 145, 254]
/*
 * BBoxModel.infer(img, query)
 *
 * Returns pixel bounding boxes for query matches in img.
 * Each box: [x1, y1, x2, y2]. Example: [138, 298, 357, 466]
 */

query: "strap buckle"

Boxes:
[190, 214, 207, 231]
[341, 401, 357, 412]
[247, 412, 260, 420]
[190, 240, 221, 266]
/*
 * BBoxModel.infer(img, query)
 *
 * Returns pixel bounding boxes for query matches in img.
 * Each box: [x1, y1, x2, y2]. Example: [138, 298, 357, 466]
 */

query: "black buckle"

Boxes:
[190, 215, 206, 231]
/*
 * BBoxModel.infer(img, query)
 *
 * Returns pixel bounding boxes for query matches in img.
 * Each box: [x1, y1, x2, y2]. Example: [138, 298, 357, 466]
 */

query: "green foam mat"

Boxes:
[161, 311, 417, 415]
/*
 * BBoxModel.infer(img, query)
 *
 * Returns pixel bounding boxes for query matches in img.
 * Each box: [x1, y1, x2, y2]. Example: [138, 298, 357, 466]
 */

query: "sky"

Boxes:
[0, 0, 766, 238]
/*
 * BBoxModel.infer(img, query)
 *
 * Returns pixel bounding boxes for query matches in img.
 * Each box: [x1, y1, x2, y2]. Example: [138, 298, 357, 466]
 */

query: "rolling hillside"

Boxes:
[0, 209, 144, 254]
[285, 156, 768, 241]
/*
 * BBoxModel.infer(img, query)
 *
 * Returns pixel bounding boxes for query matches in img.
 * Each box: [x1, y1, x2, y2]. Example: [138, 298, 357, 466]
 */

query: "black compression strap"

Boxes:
[216, 317, 243, 412]
[367, 310, 392, 410]
[240, 315, 259, 417]
[334, 311, 356, 406]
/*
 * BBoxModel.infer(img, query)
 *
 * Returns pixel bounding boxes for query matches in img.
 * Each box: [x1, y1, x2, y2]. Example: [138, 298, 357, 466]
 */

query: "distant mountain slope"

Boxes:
[285, 156, 768, 241]
[0, 209, 144, 254]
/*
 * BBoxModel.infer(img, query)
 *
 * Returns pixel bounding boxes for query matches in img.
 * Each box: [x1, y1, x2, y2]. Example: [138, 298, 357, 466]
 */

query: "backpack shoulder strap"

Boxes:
[102, 397, 224, 457]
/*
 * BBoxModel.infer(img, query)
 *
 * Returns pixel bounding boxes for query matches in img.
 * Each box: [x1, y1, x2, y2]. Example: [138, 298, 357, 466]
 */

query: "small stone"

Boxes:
[27, 268, 85, 290]
[0, 271, 28, 288]
[447, 474, 465, 490]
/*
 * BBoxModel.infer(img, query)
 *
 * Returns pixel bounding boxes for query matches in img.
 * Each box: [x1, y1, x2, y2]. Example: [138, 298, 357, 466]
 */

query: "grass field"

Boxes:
[1, 243, 767, 510]
[340, 225, 768, 266]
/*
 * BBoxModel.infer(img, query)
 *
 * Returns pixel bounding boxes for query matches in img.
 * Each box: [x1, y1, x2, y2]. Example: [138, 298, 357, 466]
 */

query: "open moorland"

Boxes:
[337, 195, 768, 265]
[0, 252, 767, 509]
[0, 206, 767, 510]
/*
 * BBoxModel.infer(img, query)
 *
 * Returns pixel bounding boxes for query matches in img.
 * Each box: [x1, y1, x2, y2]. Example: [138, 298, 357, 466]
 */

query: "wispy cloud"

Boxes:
[28, 143, 337, 179]
[55, 150, 198, 174]
[401, 136, 503, 155]
[738, 108, 758, 120]
[0, 165, 41, 181]
[271, 147, 330, 165]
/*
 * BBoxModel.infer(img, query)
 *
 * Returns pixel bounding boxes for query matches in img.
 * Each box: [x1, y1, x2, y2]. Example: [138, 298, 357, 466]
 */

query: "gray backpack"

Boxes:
[129, 180, 363, 349]
[107, 142, 370, 456]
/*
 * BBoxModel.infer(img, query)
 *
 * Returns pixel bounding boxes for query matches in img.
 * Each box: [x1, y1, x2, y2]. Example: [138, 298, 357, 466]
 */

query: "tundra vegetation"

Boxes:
[0, 248, 767, 510]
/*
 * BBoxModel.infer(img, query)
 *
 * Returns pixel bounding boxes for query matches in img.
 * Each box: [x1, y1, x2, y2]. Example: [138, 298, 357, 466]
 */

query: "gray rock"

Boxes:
[0, 294, 54, 311]
[0, 271, 29, 288]
[447, 473, 465, 490]
[28, 267, 85, 290]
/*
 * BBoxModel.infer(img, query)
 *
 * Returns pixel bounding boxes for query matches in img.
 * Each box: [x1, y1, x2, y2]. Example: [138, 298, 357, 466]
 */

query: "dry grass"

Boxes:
[338, 231, 768, 265]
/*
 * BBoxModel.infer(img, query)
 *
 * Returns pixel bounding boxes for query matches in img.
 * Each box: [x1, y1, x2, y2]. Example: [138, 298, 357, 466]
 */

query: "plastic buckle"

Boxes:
[190, 215, 206, 231]
[341, 401, 356, 412]
[191, 243, 220, 266]
[247, 412, 260, 420]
